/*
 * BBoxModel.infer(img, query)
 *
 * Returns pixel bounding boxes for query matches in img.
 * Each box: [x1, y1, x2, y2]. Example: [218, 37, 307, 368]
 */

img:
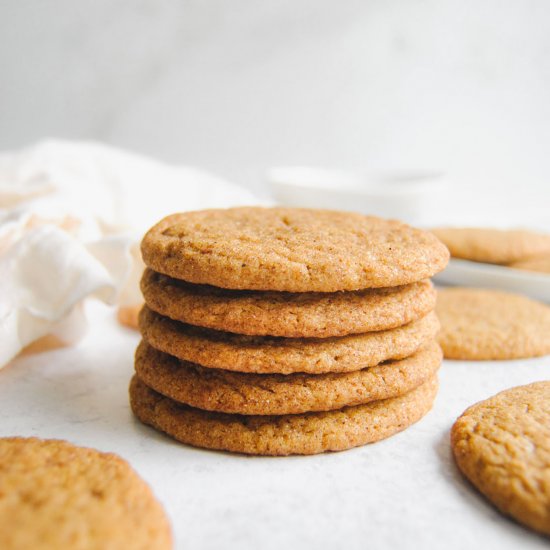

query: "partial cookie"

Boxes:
[117, 303, 142, 330]
[20, 334, 67, 355]
[436, 288, 550, 360]
[509, 256, 550, 274]
[129, 375, 438, 456]
[141, 207, 449, 292]
[134, 340, 442, 415]
[451, 382, 550, 536]
[431, 227, 550, 265]
[0, 437, 172, 550]
[139, 306, 440, 374]
[141, 269, 437, 338]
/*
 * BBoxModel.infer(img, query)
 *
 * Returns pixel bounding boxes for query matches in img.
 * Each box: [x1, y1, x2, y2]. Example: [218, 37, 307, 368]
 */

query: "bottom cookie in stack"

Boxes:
[129, 339, 441, 456]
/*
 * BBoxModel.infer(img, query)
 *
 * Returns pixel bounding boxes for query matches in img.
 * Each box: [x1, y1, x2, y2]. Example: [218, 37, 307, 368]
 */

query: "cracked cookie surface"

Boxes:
[0, 437, 172, 550]
[134, 340, 441, 415]
[436, 288, 550, 360]
[141, 207, 449, 292]
[141, 269, 437, 338]
[451, 382, 550, 536]
[431, 227, 550, 264]
[129, 375, 438, 456]
[139, 306, 440, 374]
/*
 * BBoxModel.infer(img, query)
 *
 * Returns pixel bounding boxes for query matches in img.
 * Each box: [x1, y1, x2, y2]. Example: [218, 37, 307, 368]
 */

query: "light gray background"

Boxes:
[1, 1, 549, 207]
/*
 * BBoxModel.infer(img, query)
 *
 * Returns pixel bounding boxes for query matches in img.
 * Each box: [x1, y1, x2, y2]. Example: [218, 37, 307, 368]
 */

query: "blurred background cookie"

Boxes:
[436, 287, 550, 360]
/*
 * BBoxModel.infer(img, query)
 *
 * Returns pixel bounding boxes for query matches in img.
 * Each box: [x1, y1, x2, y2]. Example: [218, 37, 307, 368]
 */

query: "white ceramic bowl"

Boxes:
[268, 166, 447, 226]
[434, 259, 550, 303]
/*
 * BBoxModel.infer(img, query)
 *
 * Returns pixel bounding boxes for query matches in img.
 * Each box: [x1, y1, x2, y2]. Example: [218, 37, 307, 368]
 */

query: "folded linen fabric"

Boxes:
[0, 140, 258, 367]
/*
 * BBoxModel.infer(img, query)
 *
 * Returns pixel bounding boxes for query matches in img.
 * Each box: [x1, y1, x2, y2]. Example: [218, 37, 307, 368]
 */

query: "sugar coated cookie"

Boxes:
[509, 256, 550, 274]
[0, 437, 172, 550]
[141, 269, 437, 338]
[134, 340, 441, 415]
[436, 288, 550, 360]
[431, 227, 550, 265]
[142, 207, 449, 292]
[139, 306, 439, 374]
[130, 375, 438, 456]
[451, 382, 550, 536]
[117, 303, 142, 330]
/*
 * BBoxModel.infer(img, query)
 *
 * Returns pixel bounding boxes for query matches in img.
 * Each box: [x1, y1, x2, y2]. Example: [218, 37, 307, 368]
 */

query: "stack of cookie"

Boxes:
[130, 207, 449, 456]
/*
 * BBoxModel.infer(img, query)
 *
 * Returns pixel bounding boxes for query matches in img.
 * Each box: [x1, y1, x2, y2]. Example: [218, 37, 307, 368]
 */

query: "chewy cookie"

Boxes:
[431, 227, 550, 265]
[0, 437, 172, 550]
[509, 255, 550, 274]
[436, 288, 550, 360]
[130, 375, 438, 456]
[141, 269, 437, 338]
[139, 306, 440, 374]
[141, 207, 449, 292]
[451, 382, 550, 536]
[134, 340, 442, 415]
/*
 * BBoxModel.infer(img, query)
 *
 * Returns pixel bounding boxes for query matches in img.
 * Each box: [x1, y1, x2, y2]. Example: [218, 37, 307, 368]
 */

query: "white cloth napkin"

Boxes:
[0, 139, 260, 367]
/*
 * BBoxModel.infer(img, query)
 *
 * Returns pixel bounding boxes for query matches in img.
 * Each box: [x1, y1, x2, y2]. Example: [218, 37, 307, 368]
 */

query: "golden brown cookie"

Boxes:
[141, 207, 449, 292]
[141, 269, 437, 338]
[139, 306, 440, 374]
[20, 334, 67, 355]
[134, 340, 441, 415]
[0, 437, 172, 550]
[117, 303, 143, 330]
[431, 227, 550, 265]
[129, 375, 438, 456]
[436, 288, 550, 360]
[509, 255, 550, 274]
[451, 382, 550, 536]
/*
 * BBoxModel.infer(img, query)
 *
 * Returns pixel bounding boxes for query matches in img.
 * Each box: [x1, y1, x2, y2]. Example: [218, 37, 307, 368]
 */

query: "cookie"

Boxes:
[117, 303, 142, 330]
[134, 340, 441, 415]
[141, 269, 437, 338]
[431, 227, 550, 265]
[141, 207, 449, 292]
[451, 382, 550, 536]
[129, 375, 438, 455]
[139, 306, 440, 374]
[509, 256, 550, 274]
[0, 437, 172, 550]
[436, 288, 550, 360]
[21, 334, 67, 355]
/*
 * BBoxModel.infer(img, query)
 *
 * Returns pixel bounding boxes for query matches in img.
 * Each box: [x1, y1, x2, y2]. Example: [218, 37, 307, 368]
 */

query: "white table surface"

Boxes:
[2, 302, 549, 550]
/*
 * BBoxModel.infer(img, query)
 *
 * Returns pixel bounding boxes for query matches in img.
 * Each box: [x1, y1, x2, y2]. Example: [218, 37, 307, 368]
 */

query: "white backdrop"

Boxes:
[1, 0, 549, 224]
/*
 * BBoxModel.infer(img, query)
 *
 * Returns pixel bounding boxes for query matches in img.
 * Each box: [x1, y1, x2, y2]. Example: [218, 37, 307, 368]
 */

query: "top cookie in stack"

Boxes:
[130, 207, 449, 455]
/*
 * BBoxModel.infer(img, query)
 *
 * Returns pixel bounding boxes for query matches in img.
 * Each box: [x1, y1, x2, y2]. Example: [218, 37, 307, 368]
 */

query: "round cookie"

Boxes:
[509, 256, 550, 274]
[451, 382, 550, 536]
[129, 375, 439, 456]
[141, 207, 449, 292]
[139, 306, 440, 374]
[0, 437, 172, 550]
[431, 227, 550, 265]
[134, 340, 442, 415]
[436, 288, 550, 360]
[141, 269, 437, 338]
